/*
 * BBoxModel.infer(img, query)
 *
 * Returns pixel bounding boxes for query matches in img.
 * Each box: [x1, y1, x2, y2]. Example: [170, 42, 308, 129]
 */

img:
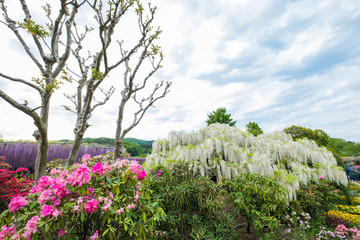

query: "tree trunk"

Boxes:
[113, 101, 126, 160]
[67, 130, 85, 166]
[33, 94, 50, 182]
[34, 137, 49, 182]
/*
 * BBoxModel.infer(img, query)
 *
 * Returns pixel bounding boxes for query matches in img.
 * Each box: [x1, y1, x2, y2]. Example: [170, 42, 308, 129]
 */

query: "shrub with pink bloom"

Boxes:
[0, 153, 165, 239]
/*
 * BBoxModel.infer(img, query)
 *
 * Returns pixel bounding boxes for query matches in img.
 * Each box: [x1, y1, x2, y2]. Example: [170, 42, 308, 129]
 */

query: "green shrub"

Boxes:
[149, 163, 237, 239]
[224, 173, 289, 233]
[290, 177, 343, 220]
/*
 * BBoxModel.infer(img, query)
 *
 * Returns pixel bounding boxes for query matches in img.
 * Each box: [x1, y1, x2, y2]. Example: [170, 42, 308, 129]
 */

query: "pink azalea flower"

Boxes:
[126, 203, 135, 210]
[72, 205, 81, 213]
[40, 204, 54, 218]
[8, 196, 28, 212]
[0, 224, 16, 239]
[109, 192, 113, 199]
[137, 170, 147, 181]
[77, 197, 84, 205]
[90, 230, 99, 240]
[52, 208, 64, 218]
[354, 166, 358, 169]
[101, 198, 112, 211]
[325, 183, 329, 186]
[88, 188, 95, 194]
[319, 176, 325, 180]
[129, 161, 141, 174]
[11, 232, 20, 240]
[38, 176, 53, 189]
[50, 168, 61, 176]
[91, 162, 104, 176]
[84, 199, 99, 214]
[67, 166, 91, 187]
[334, 190, 338, 193]
[58, 229, 64, 237]
[22, 216, 39, 239]
[82, 154, 91, 162]
[115, 208, 124, 215]
[38, 190, 52, 204]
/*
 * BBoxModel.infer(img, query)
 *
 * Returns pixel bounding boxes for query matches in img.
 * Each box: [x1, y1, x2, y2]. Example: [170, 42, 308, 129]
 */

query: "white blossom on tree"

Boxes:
[145, 123, 348, 200]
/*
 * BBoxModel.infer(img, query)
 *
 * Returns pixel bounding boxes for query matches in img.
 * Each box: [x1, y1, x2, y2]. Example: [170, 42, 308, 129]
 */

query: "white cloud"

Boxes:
[1, 0, 360, 143]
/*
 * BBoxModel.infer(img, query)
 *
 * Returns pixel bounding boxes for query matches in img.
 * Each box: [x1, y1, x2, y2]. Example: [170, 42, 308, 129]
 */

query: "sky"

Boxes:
[0, 0, 359, 143]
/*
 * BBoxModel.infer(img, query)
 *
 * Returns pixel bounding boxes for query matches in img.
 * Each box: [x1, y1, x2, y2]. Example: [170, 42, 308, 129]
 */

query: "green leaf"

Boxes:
[103, 228, 109, 236]
[45, 223, 50, 233]
[29, 201, 37, 210]
[81, 211, 85, 222]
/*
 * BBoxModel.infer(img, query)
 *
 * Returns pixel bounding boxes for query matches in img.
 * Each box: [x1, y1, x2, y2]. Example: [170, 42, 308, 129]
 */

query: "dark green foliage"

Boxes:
[289, 179, 343, 220]
[283, 125, 330, 147]
[206, 108, 236, 126]
[246, 122, 263, 136]
[149, 163, 237, 239]
[224, 173, 288, 233]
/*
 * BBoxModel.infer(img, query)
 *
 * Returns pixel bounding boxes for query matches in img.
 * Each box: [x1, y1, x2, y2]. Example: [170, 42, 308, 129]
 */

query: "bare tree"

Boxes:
[64, 0, 170, 165]
[113, 3, 171, 160]
[0, 0, 83, 182]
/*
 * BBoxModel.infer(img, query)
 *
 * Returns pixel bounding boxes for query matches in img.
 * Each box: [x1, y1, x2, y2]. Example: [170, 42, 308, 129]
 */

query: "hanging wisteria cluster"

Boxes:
[145, 123, 348, 200]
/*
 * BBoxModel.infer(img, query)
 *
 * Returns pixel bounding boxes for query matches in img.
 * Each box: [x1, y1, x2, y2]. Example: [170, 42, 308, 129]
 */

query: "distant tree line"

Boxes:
[284, 125, 360, 158]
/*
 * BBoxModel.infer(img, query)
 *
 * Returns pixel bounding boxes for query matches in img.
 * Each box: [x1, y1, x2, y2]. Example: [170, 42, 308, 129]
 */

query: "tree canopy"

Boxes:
[206, 108, 236, 126]
[246, 122, 263, 136]
[283, 125, 330, 147]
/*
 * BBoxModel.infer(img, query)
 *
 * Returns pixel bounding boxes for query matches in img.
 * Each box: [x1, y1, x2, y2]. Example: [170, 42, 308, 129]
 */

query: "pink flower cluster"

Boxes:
[0, 225, 16, 239]
[1, 154, 149, 239]
[8, 196, 28, 212]
[129, 161, 147, 181]
[23, 216, 39, 239]
[84, 199, 100, 214]
[90, 230, 99, 240]
[91, 162, 104, 176]
[317, 225, 360, 240]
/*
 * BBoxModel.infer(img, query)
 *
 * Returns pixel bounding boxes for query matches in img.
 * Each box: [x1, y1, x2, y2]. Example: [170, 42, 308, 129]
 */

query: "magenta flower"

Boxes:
[334, 190, 338, 193]
[137, 170, 147, 181]
[58, 229, 64, 237]
[91, 162, 104, 176]
[40, 204, 54, 218]
[90, 230, 99, 240]
[319, 176, 325, 180]
[8, 196, 28, 212]
[84, 199, 99, 214]
[354, 166, 358, 169]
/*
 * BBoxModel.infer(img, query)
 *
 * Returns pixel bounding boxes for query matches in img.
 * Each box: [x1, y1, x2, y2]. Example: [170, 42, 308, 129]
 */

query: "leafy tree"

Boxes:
[343, 143, 360, 157]
[283, 125, 330, 147]
[246, 121, 263, 136]
[206, 107, 236, 126]
[0, 1, 82, 182]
